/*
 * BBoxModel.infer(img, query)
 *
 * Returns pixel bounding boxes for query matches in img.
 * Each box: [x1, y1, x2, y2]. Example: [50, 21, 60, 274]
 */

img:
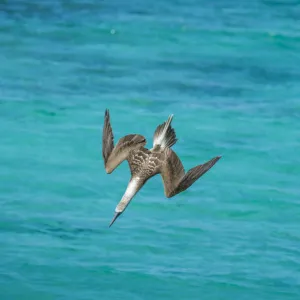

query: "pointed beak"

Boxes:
[109, 212, 122, 228]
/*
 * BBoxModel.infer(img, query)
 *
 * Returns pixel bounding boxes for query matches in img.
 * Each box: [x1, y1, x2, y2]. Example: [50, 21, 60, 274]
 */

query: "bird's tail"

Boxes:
[153, 115, 177, 150]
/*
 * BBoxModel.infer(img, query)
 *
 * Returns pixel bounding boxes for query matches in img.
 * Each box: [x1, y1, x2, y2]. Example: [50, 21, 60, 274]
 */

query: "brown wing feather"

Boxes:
[172, 156, 221, 196]
[102, 109, 114, 165]
[160, 148, 185, 197]
[102, 109, 147, 174]
[160, 149, 221, 198]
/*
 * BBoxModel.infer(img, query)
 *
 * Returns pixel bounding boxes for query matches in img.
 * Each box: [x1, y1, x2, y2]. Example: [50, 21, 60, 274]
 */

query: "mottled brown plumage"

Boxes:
[102, 109, 221, 227]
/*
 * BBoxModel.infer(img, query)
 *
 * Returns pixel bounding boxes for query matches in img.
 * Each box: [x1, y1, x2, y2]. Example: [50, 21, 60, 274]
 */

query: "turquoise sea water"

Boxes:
[1, 1, 300, 299]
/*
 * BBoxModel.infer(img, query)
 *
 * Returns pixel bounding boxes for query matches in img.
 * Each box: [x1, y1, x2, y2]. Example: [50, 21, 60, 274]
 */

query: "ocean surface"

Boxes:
[1, 0, 300, 299]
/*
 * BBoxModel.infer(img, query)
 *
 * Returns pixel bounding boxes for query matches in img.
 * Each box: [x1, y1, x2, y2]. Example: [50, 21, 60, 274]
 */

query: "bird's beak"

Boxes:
[109, 212, 122, 228]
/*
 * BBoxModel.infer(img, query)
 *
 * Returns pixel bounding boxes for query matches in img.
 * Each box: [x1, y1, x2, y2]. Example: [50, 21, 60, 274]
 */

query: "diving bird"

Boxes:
[102, 109, 221, 227]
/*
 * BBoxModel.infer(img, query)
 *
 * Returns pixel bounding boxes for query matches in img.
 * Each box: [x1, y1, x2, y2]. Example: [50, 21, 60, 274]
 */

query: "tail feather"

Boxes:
[153, 115, 177, 149]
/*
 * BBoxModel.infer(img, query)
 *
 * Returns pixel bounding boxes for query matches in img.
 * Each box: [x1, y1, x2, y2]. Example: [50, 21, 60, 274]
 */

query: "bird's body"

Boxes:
[102, 109, 221, 227]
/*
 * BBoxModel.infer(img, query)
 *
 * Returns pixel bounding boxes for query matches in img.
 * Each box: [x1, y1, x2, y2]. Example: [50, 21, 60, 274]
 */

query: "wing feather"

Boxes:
[160, 149, 221, 197]
[160, 148, 185, 197]
[102, 109, 147, 174]
[172, 156, 221, 196]
[102, 109, 114, 164]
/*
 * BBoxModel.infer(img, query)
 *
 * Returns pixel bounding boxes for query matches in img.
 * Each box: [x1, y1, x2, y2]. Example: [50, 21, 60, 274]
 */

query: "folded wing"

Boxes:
[160, 148, 221, 197]
[102, 109, 146, 174]
[102, 109, 114, 164]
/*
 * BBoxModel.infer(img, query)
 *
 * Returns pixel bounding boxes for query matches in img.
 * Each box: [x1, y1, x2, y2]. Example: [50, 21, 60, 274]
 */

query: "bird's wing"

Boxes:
[160, 148, 221, 197]
[159, 148, 185, 197]
[102, 109, 147, 173]
[102, 109, 114, 164]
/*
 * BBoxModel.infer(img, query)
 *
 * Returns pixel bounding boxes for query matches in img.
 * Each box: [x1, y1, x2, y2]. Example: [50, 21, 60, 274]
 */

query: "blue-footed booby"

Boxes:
[102, 109, 221, 227]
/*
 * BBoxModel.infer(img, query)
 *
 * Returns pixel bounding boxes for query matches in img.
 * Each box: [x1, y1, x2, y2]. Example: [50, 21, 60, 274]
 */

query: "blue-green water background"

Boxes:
[1, 1, 300, 299]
